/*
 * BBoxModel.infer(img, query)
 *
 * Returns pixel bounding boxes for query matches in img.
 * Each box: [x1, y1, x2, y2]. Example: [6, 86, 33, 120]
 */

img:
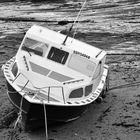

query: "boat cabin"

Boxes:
[12, 25, 107, 104]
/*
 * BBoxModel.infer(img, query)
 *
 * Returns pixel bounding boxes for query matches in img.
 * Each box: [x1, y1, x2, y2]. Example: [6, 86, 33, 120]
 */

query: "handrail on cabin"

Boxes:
[12, 72, 66, 104]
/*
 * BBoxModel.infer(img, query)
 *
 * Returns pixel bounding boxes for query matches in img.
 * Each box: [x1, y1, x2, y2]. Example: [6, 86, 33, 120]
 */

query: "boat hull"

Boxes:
[6, 81, 89, 128]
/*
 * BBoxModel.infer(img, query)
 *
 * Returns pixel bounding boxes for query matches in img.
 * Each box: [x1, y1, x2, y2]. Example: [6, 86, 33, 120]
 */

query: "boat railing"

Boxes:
[12, 72, 66, 104]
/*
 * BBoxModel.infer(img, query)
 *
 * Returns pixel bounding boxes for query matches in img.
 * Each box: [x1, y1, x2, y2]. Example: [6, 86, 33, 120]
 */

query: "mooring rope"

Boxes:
[14, 93, 25, 129]
[106, 69, 110, 91]
[71, 0, 87, 43]
[36, 96, 48, 140]
[73, 0, 87, 26]
[43, 101, 48, 140]
[14, 80, 29, 129]
[109, 81, 140, 91]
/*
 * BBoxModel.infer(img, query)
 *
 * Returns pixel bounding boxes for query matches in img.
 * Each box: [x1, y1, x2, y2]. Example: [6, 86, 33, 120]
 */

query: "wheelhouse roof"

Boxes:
[25, 25, 105, 58]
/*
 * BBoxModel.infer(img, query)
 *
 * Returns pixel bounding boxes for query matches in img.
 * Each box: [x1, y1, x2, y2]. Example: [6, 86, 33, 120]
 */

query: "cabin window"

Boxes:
[69, 88, 83, 98]
[22, 37, 48, 57]
[85, 84, 93, 96]
[68, 54, 96, 77]
[47, 47, 69, 64]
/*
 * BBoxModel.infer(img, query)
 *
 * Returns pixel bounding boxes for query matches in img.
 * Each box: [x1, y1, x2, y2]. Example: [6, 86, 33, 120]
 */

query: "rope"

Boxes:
[43, 101, 48, 140]
[73, 0, 87, 26]
[105, 69, 110, 91]
[107, 53, 140, 55]
[109, 81, 140, 91]
[71, 0, 87, 42]
[36, 96, 48, 140]
[14, 80, 29, 129]
[14, 112, 22, 129]
[14, 93, 25, 129]
[12, 83, 49, 140]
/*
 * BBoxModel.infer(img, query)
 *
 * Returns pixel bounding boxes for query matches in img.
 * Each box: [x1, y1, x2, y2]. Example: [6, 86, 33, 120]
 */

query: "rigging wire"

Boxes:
[62, 0, 87, 45]
[71, 0, 87, 42]
[73, 0, 87, 29]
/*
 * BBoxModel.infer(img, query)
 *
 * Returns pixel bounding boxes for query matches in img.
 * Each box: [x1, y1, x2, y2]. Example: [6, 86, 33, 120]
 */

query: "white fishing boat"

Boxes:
[1, 0, 110, 131]
[1, 24, 109, 128]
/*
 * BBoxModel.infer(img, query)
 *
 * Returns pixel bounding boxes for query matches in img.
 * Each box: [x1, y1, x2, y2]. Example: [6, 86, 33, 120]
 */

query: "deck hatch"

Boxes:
[48, 71, 73, 82]
[30, 62, 50, 76]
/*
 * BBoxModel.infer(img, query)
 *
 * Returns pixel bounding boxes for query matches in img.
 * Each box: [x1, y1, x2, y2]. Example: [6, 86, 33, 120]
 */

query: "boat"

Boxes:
[1, 24, 109, 128]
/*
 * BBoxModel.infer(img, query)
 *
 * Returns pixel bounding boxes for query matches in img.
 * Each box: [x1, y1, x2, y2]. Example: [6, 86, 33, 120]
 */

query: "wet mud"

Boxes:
[0, 0, 140, 140]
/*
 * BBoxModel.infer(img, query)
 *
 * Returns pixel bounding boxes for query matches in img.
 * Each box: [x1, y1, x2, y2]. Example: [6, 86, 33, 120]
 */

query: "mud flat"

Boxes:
[0, 0, 140, 139]
[0, 34, 140, 140]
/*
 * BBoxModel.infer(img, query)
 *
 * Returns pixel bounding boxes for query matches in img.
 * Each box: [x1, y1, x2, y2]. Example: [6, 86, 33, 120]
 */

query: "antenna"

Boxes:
[62, 0, 87, 45]
[62, 24, 74, 45]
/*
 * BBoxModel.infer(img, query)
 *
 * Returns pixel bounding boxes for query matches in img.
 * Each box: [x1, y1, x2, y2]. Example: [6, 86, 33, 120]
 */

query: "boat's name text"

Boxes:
[73, 51, 90, 59]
